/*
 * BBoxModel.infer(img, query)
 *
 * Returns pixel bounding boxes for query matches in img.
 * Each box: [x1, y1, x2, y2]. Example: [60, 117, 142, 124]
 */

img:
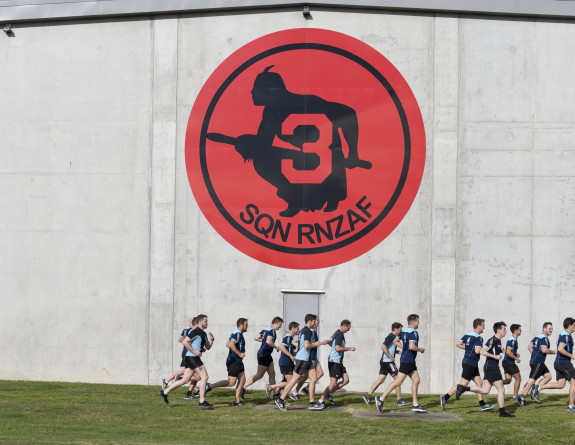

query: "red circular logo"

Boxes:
[186, 29, 425, 269]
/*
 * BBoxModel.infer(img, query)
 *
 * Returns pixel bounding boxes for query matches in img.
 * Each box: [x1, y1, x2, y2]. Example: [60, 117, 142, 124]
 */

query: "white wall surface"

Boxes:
[1, 7, 574, 394]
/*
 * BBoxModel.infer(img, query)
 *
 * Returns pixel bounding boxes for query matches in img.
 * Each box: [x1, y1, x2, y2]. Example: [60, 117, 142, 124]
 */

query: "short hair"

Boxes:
[340, 319, 351, 327]
[407, 314, 419, 324]
[542, 322, 553, 329]
[288, 321, 299, 330]
[191, 317, 199, 326]
[510, 324, 521, 334]
[196, 314, 207, 322]
[236, 318, 248, 327]
[391, 322, 403, 331]
[473, 318, 485, 329]
[304, 314, 316, 323]
[563, 317, 575, 329]
[271, 316, 284, 325]
[493, 321, 507, 333]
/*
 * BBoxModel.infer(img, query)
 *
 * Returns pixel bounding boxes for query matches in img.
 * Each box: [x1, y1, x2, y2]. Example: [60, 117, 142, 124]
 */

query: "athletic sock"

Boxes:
[186, 391, 192, 396]
[479, 400, 486, 407]
[444, 394, 451, 401]
[463, 386, 470, 392]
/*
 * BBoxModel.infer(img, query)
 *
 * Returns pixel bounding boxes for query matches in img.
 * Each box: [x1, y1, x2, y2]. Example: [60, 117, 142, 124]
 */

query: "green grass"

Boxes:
[0, 380, 574, 444]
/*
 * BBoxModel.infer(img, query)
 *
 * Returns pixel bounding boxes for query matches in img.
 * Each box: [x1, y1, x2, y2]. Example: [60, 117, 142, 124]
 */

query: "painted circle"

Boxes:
[186, 28, 425, 269]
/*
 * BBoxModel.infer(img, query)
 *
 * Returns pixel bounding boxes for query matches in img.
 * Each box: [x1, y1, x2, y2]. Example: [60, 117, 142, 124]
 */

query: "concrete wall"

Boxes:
[1, 7, 574, 393]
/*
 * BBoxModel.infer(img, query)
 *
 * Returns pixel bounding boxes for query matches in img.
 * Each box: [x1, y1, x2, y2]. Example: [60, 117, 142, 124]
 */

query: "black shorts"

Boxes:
[379, 362, 398, 377]
[257, 355, 273, 367]
[461, 364, 480, 381]
[502, 362, 520, 376]
[399, 362, 417, 375]
[180, 358, 186, 367]
[226, 361, 245, 378]
[484, 367, 503, 383]
[294, 359, 313, 375]
[529, 363, 550, 380]
[555, 363, 575, 381]
[328, 362, 347, 379]
[185, 356, 203, 370]
[280, 365, 294, 376]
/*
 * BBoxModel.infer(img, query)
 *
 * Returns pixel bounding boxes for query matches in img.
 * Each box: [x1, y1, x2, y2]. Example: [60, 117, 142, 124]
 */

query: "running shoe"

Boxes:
[567, 406, 575, 412]
[289, 392, 300, 401]
[480, 403, 495, 411]
[499, 410, 515, 418]
[516, 396, 526, 407]
[362, 394, 372, 405]
[440, 394, 446, 410]
[411, 404, 427, 413]
[198, 401, 213, 409]
[158, 391, 169, 405]
[375, 396, 384, 413]
[161, 379, 168, 390]
[397, 398, 409, 407]
[265, 384, 272, 398]
[275, 398, 287, 411]
[326, 394, 334, 405]
[308, 401, 325, 410]
[232, 401, 245, 406]
[301, 386, 310, 395]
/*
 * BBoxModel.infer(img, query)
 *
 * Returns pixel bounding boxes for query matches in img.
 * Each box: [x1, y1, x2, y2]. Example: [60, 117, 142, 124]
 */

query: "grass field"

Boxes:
[1, 380, 574, 444]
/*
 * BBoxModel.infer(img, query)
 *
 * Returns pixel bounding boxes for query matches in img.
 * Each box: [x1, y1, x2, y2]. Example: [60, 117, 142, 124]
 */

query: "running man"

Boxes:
[275, 314, 329, 411]
[158, 314, 214, 408]
[161, 316, 200, 398]
[375, 314, 427, 413]
[502, 324, 522, 400]
[534, 317, 575, 412]
[293, 316, 325, 400]
[266, 322, 299, 399]
[440, 318, 494, 412]
[455, 321, 515, 418]
[516, 322, 556, 406]
[209, 318, 249, 406]
[317, 320, 356, 407]
[363, 322, 408, 407]
[243, 317, 283, 395]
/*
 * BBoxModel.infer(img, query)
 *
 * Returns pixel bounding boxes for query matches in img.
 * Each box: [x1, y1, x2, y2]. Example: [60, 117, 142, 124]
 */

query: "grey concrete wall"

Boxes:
[1, 8, 574, 394]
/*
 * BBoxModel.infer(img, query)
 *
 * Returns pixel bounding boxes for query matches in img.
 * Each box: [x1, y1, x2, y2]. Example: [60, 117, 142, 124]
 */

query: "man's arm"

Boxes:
[279, 343, 295, 361]
[254, 334, 262, 342]
[557, 343, 575, 359]
[335, 345, 356, 352]
[527, 343, 534, 353]
[480, 344, 501, 360]
[381, 344, 394, 361]
[266, 335, 280, 352]
[540, 345, 556, 355]
[204, 332, 214, 350]
[456, 340, 465, 350]
[228, 338, 245, 359]
[182, 336, 201, 357]
[304, 339, 329, 349]
[506, 346, 520, 363]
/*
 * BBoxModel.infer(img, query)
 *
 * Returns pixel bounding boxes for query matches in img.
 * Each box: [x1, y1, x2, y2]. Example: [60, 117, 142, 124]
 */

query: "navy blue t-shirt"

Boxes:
[279, 334, 296, 367]
[530, 334, 550, 364]
[399, 328, 418, 364]
[461, 332, 483, 367]
[309, 329, 319, 361]
[227, 329, 245, 364]
[556, 330, 574, 365]
[328, 330, 345, 363]
[503, 336, 519, 365]
[257, 327, 277, 357]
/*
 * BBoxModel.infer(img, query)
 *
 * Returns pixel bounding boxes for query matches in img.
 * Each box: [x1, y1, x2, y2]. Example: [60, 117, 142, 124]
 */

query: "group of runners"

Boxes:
[157, 313, 575, 415]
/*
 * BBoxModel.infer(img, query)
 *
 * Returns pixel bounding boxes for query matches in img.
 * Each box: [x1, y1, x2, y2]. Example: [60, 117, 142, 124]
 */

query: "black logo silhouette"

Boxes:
[208, 66, 372, 218]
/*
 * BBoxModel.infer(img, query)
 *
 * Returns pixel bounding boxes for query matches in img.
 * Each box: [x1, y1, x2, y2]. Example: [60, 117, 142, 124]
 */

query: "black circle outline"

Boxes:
[199, 42, 412, 255]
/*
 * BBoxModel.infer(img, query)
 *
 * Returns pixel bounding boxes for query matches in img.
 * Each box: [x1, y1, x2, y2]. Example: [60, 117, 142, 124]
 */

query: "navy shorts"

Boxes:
[484, 367, 503, 383]
[280, 365, 294, 376]
[555, 363, 575, 381]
